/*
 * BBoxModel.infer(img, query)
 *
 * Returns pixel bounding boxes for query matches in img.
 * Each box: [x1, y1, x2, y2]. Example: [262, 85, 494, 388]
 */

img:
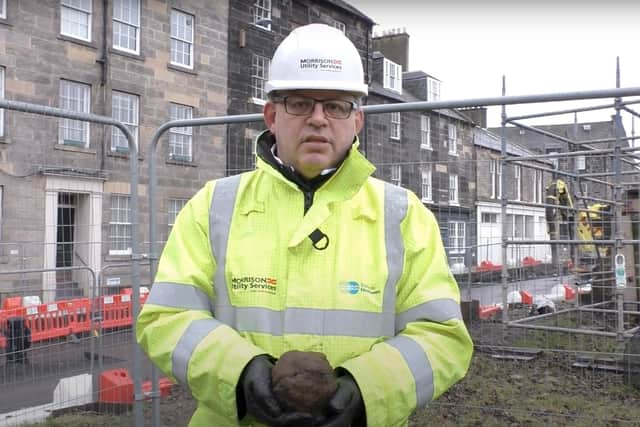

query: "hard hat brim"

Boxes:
[266, 80, 368, 97]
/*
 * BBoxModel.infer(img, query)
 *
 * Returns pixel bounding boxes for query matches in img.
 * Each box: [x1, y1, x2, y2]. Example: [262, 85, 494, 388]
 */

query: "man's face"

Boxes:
[263, 90, 364, 179]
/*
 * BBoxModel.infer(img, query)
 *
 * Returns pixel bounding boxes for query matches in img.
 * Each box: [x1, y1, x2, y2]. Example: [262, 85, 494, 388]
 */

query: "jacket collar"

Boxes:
[255, 130, 375, 196]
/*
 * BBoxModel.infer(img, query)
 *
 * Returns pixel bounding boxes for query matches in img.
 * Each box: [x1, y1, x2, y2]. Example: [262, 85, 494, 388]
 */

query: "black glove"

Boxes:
[237, 355, 313, 426]
[314, 373, 365, 427]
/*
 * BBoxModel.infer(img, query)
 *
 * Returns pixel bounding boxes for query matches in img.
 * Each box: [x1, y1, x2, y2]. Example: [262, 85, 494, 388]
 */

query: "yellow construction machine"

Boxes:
[545, 179, 612, 272]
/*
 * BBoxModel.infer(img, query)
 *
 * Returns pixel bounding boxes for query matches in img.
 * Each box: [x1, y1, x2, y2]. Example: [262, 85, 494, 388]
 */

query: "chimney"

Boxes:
[372, 27, 409, 71]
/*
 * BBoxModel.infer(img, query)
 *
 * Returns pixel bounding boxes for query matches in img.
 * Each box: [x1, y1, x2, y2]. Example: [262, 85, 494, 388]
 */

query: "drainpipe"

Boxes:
[96, 0, 109, 170]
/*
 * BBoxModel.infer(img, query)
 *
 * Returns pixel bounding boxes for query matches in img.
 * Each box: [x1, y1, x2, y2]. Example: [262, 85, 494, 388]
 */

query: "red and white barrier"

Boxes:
[477, 282, 585, 320]
[0, 288, 148, 349]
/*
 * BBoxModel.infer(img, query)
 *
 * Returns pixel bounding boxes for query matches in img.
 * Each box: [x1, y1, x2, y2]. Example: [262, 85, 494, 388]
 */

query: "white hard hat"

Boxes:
[265, 23, 368, 96]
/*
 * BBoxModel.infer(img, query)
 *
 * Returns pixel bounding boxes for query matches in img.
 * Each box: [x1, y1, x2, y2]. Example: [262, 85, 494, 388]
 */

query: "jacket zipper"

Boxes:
[303, 190, 314, 214]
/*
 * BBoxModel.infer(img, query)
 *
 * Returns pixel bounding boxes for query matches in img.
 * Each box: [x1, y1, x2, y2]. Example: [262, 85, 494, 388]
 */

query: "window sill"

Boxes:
[0, 17, 11, 27]
[448, 152, 459, 157]
[0, 136, 11, 144]
[421, 198, 433, 204]
[107, 150, 144, 161]
[166, 158, 197, 167]
[249, 97, 267, 106]
[168, 63, 197, 75]
[106, 252, 132, 262]
[55, 143, 96, 154]
[449, 201, 460, 207]
[420, 145, 432, 150]
[250, 23, 273, 33]
[390, 137, 401, 141]
[111, 47, 145, 61]
[57, 34, 98, 50]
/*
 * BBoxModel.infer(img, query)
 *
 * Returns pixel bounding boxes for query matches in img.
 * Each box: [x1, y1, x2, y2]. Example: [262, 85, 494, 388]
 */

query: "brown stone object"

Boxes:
[272, 350, 338, 414]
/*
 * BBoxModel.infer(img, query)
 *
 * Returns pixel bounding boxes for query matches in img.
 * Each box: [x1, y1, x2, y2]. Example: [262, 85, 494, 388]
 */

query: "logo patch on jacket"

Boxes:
[231, 276, 277, 294]
[339, 281, 380, 295]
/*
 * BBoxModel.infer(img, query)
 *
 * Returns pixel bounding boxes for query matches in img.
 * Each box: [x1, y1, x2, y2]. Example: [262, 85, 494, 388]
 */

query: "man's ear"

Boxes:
[354, 109, 364, 134]
[263, 102, 277, 132]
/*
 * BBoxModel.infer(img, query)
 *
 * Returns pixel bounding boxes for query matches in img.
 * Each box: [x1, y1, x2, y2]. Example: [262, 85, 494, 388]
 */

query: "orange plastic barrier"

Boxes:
[522, 256, 542, 267]
[24, 301, 73, 343]
[99, 368, 174, 404]
[520, 290, 533, 305]
[1, 290, 148, 349]
[563, 284, 577, 301]
[99, 368, 134, 404]
[101, 294, 133, 329]
[1, 296, 22, 310]
[67, 298, 91, 334]
[478, 304, 502, 320]
[476, 260, 502, 273]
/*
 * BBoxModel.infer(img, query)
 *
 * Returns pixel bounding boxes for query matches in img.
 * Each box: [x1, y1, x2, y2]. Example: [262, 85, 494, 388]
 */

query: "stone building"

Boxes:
[473, 127, 552, 268]
[225, 0, 374, 174]
[0, 0, 228, 299]
[367, 30, 477, 271]
[489, 119, 629, 203]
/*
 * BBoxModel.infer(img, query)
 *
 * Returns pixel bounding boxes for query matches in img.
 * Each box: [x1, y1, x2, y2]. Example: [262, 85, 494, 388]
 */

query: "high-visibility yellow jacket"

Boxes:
[137, 133, 473, 426]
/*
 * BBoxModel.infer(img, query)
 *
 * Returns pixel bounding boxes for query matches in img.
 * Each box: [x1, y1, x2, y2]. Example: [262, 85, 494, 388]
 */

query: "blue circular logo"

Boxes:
[340, 281, 360, 295]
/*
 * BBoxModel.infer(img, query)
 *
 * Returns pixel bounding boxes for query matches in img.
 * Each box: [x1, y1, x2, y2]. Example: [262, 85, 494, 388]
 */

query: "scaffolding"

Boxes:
[1, 69, 640, 425]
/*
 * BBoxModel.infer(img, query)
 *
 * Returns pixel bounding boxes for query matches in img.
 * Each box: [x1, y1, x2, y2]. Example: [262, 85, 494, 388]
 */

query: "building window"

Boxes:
[514, 165, 522, 201]
[251, 54, 270, 101]
[525, 215, 534, 239]
[534, 169, 543, 203]
[109, 194, 131, 255]
[59, 80, 90, 147]
[252, 0, 271, 30]
[168, 198, 187, 231]
[490, 159, 502, 199]
[576, 155, 586, 170]
[420, 115, 431, 149]
[0, 0, 6, 19]
[481, 212, 497, 223]
[0, 67, 4, 137]
[332, 19, 346, 33]
[111, 91, 139, 153]
[169, 103, 193, 162]
[113, 0, 140, 54]
[391, 164, 402, 187]
[61, 0, 92, 41]
[448, 221, 466, 254]
[449, 174, 459, 205]
[383, 58, 402, 94]
[427, 77, 440, 101]
[421, 169, 432, 202]
[448, 125, 457, 155]
[390, 112, 401, 140]
[170, 9, 194, 69]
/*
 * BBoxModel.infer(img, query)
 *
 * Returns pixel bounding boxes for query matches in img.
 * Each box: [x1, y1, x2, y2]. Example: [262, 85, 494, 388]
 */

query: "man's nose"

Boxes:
[307, 101, 328, 124]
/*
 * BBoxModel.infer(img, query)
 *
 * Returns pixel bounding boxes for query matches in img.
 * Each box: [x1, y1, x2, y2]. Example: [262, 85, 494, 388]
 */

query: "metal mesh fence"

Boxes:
[1, 89, 640, 426]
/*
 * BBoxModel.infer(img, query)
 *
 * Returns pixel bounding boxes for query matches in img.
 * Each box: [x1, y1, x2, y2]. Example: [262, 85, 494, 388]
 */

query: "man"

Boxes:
[137, 23, 473, 426]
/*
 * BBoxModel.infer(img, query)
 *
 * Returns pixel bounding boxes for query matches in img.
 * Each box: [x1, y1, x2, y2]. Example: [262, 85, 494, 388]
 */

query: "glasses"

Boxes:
[273, 95, 357, 119]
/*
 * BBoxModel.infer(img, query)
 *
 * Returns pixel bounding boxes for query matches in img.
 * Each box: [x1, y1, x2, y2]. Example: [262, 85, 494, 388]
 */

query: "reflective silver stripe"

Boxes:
[210, 174, 242, 316]
[215, 305, 394, 337]
[383, 183, 407, 334]
[146, 282, 212, 312]
[207, 178, 407, 337]
[387, 335, 434, 406]
[395, 298, 463, 333]
[172, 318, 223, 385]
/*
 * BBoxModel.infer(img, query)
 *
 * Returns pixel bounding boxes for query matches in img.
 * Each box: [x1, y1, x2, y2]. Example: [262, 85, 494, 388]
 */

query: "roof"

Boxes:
[403, 70, 440, 82]
[322, 0, 375, 25]
[487, 120, 626, 152]
[367, 82, 472, 123]
[474, 128, 551, 161]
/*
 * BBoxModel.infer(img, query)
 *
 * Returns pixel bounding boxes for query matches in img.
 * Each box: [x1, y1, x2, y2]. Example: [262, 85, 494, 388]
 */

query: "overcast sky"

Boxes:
[348, 0, 640, 136]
